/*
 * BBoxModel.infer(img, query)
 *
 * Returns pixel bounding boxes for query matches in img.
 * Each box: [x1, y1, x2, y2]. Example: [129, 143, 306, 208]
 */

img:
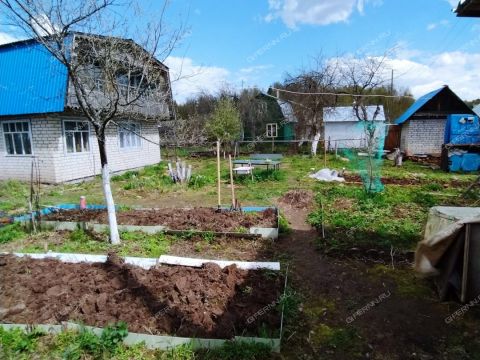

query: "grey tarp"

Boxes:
[415, 207, 480, 302]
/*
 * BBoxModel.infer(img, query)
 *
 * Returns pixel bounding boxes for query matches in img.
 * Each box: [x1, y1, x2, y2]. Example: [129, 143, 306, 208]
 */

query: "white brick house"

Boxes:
[395, 86, 475, 155]
[0, 33, 173, 183]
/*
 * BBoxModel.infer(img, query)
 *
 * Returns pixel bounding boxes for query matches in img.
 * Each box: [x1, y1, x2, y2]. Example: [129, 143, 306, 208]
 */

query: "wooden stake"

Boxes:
[229, 154, 236, 208]
[461, 224, 471, 303]
[324, 139, 327, 168]
[217, 141, 221, 209]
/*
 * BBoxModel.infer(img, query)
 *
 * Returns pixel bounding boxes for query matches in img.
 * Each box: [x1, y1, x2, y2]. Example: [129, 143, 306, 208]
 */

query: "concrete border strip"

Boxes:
[158, 255, 281, 270]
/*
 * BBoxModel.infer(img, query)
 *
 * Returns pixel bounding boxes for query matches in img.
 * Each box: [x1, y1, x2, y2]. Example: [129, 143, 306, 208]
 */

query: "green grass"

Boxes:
[20, 228, 172, 258]
[0, 180, 29, 212]
[198, 341, 272, 360]
[0, 326, 272, 360]
[0, 223, 28, 244]
[310, 324, 364, 358]
[307, 181, 471, 252]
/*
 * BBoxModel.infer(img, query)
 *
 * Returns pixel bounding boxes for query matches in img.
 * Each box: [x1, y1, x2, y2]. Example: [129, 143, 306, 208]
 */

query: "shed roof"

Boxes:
[323, 105, 386, 122]
[394, 86, 474, 125]
[394, 87, 444, 125]
[455, 0, 480, 17]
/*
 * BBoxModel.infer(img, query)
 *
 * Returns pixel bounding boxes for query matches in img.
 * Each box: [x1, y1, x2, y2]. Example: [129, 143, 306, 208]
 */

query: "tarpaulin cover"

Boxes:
[415, 206, 480, 275]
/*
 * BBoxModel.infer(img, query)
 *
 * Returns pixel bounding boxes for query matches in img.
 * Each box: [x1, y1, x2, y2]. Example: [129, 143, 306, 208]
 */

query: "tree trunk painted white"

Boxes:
[102, 164, 120, 244]
[311, 133, 321, 156]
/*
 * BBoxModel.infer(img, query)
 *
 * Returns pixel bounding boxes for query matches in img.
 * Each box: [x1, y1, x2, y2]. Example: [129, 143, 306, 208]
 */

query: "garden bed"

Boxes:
[0, 253, 284, 349]
[33, 206, 279, 239]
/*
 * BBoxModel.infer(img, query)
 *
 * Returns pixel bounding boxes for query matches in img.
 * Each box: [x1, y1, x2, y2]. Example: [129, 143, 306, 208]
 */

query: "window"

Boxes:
[119, 123, 141, 149]
[64, 121, 90, 153]
[3, 121, 32, 155]
[266, 123, 278, 138]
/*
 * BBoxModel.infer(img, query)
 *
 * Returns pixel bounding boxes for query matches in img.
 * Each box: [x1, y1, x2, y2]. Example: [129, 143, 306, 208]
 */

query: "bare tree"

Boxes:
[339, 55, 389, 193]
[280, 55, 340, 155]
[0, 0, 183, 243]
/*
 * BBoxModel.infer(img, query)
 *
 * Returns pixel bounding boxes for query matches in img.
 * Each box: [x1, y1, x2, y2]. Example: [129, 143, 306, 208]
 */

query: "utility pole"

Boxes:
[390, 69, 394, 94]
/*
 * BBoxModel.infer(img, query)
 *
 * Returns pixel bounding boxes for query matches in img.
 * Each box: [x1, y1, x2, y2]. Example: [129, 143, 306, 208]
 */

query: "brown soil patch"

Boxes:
[343, 174, 466, 187]
[331, 198, 354, 211]
[43, 207, 277, 232]
[169, 235, 275, 262]
[0, 253, 283, 338]
[278, 190, 314, 209]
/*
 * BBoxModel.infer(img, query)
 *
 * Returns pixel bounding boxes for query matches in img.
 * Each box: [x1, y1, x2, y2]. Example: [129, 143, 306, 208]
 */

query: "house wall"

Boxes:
[324, 121, 385, 149]
[0, 115, 161, 183]
[400, 118, 446, 155]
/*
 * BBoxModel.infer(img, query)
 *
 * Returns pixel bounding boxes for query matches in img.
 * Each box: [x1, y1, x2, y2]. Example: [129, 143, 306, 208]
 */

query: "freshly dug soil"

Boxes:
[279, 190, 314, 209]
[343, 174, 466, 187]
[43, 207, 277, 232]
[0, 254, 283, 338]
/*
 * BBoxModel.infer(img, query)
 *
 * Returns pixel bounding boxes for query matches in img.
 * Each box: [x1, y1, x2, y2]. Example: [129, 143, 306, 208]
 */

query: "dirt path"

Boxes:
[276, 191, 480, 360]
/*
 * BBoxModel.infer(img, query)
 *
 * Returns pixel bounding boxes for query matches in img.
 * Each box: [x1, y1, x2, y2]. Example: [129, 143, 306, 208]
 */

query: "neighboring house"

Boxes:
[0, 33, 173, 183]
[323, 105, 386, 149]
[395, 85, 475, 155]
[242, 93, 297, 141]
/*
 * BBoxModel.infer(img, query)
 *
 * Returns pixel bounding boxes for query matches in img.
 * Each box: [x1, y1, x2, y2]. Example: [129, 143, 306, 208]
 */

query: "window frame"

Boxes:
[2, 120, 34, 156]
[62, 119, 91, 155]
[118, 122, 142, 150]
[266, 123, 278, 138]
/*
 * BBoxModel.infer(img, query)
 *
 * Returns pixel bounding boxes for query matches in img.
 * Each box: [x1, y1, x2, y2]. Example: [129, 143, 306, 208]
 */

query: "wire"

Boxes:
[270, 87, 414, 99]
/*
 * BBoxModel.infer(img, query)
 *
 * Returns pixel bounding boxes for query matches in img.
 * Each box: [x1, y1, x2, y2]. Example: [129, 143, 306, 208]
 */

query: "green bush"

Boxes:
[188, 174, 214, 189]
[0, 223, 27, 244]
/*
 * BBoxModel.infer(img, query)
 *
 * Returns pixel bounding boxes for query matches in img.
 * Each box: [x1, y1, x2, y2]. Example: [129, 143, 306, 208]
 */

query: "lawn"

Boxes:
[1, 153, 477, 253]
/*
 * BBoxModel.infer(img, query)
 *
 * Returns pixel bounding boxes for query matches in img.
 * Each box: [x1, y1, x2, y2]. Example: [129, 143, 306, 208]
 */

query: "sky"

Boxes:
[1, 0, 479, 103]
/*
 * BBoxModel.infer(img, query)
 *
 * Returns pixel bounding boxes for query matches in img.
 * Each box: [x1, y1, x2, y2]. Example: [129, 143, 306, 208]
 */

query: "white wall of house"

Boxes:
[399, 118, 446, 155]
[325, 121, 385, 149]
[0, 115, 161, 183]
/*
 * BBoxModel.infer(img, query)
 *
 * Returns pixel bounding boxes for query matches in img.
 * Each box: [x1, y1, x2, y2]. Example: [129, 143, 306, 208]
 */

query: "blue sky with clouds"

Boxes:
[162, 0, 480, 102]
[0, 0, 478, 103]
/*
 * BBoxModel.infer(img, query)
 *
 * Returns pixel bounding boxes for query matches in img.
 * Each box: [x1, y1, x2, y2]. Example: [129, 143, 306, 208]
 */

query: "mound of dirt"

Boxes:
[0, 254, 283, 338]
[279, 190, 314, 209]
[43, 207, 277, 232]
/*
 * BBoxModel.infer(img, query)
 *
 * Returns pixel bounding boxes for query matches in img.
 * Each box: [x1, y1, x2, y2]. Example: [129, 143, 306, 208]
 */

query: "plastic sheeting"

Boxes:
[309, 168, 345, 182]
[415, 207, 480, 275]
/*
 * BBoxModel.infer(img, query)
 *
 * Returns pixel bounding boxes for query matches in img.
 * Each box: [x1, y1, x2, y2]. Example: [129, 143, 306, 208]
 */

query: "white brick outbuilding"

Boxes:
[395, 86, 475, 155]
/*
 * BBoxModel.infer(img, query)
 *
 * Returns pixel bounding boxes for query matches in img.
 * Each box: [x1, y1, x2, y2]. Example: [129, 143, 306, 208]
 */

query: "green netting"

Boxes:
[342, 120, 386, 193]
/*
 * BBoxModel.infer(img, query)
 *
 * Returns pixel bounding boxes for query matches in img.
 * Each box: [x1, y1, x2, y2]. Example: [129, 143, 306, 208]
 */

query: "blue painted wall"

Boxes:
[0, 40, 68, 116]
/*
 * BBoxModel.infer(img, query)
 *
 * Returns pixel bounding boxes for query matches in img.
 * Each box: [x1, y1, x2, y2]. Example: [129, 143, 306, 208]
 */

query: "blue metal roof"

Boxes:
[0, 39, 68, 116]
[394, 87, 445, 125]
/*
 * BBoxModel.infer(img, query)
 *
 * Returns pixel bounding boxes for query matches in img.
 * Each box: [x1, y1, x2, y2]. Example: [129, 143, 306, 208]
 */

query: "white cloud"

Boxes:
[445, 0, 459, 8]
[387, 51, 480, 100]
[265, 0, 382, 28]
[30, 14, 59, 36]
[239, 65, 273, 74]
[427, 19, 449, 31]
[0, 31, 18, 45]
[164, 56, 230, 103]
